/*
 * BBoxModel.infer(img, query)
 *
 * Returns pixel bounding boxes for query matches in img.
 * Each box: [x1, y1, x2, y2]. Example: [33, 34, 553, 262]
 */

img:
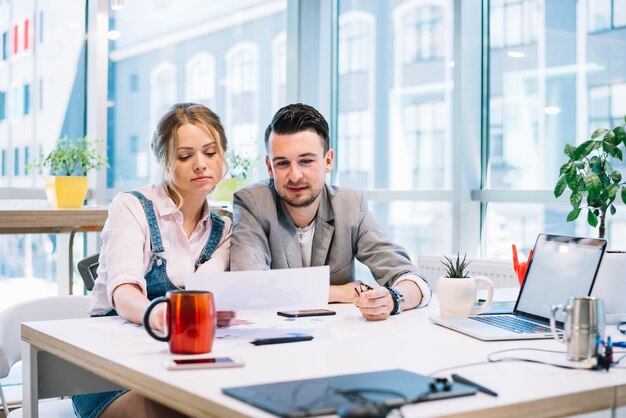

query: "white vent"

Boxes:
[417, 255, 518, 289]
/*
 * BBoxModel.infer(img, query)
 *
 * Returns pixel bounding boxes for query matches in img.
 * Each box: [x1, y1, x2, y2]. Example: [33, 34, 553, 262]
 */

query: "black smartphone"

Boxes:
[277, 309, 336, 318]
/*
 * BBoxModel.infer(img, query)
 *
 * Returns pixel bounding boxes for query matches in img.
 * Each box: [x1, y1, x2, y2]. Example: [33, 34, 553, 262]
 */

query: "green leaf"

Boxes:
[554, 176, 567, 198]
[611, 171, 622, 184]
[610, 204, 617, 216]
[570, 189, 582, 207]
[603, 130, 617, 143]
[607, 184, 618, 199]
[587, 210, 599, 227]
[622, 188, 626, 205]
[603, 142, 623, 160]
[614, 126, 626, 146]
[565, 170, 580, 189]
[559, 162, 573, 176]
[572, 140, 596, 160]
[591, 128, 608, 139]
[566, 208, 582, 222]
[584, 171, 602, 200]
[564, 143, 576, 158]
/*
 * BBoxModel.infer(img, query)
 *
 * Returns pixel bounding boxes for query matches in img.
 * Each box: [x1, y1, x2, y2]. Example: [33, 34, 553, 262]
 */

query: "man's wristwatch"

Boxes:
[387, 287, 405, 315]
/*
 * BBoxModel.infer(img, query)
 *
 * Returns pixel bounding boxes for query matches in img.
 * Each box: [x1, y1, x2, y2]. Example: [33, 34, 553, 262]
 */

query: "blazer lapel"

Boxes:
[277, 200, 303, 268]
[311, 186, 335, 266]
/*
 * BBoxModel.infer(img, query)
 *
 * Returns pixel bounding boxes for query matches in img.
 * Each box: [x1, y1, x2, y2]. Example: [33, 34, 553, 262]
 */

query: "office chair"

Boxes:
[76, 208, 233, 292]
[0, 296, 91, 417]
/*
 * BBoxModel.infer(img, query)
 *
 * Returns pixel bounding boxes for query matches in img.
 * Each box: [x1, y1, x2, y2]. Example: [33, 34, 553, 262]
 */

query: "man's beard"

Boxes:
[278, 184, 323, 208]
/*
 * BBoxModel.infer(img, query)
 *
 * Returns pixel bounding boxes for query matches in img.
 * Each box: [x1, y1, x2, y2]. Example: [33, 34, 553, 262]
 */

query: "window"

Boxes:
[401, 5, 443, 62]
[490, 0, 539, 48]
[23, 83, 30, 115]
[0, 91, 5, 120]
[0, 2, 87, 295]
[587, 0, 625, 32]
[271, 32, 286, 111]
[107, 1, 286, 188]
[13, 148, 19, 176]
[484, 0, 626, 255]
[1, 32, 7, 60]
[24, 146, 29, 175]
[337, 11, 375, 188]
[225, 42, 259, 152]
[184, 53, 215, 106]
[129, 73, 138, 92]
[38, 11, 44, 43]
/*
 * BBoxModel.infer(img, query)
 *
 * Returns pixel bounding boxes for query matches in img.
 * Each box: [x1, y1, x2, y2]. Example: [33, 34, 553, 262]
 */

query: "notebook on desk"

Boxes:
[430, 234, 607, 341]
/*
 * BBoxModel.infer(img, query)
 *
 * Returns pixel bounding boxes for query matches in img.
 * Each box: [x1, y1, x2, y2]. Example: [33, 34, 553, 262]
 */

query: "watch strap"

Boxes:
[387, 287, 404, 315]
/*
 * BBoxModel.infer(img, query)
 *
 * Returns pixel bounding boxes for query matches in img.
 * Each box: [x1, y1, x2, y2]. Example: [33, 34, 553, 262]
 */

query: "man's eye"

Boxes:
[276, 161, 289, 167]
[300, 159, 313, 165]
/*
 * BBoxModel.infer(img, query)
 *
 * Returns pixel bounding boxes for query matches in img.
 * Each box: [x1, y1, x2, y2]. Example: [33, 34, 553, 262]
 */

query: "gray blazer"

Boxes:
[230, 180, 422, 287]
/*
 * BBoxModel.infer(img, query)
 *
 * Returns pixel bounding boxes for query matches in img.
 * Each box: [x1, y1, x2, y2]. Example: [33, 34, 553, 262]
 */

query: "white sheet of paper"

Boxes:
[185, 266, 330, 311]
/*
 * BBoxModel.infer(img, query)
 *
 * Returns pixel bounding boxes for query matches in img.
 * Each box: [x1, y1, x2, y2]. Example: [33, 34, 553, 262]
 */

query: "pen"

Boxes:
[451, 374, 498, 397]
[250, 335, 314, 346]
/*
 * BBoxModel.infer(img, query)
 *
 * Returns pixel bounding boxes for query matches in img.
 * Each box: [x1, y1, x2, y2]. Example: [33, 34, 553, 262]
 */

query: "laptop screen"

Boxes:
[515, 234, 606, 322]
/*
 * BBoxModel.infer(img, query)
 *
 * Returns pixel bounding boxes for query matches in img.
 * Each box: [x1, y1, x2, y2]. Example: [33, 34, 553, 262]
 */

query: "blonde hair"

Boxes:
[151, 103, 228, 207]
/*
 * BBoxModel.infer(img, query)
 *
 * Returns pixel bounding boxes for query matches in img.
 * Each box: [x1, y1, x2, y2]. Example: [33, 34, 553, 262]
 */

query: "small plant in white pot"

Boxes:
[212, 149, 256, 202]
[29, 136, 108, 208]
[436, 254, 494, 318]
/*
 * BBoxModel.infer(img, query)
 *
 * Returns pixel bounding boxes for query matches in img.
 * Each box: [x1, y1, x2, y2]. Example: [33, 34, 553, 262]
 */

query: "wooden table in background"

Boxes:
[0, 207, 108, 294]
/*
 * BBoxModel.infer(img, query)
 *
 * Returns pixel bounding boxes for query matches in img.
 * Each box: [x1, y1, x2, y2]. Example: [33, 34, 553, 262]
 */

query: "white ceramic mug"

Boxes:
[436, 276, 494, 317]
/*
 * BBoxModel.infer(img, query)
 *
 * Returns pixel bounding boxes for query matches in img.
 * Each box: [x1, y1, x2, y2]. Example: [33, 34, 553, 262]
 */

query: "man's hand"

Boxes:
[329, 282, 366, 303]
[354, 287, 393, 321]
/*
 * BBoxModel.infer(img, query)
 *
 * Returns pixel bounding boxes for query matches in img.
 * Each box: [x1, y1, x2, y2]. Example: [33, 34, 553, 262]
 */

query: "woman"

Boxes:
[72, 103, 231, 418]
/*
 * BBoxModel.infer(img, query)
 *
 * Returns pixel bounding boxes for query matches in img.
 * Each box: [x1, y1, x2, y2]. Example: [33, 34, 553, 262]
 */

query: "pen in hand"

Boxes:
[451, 374, 498, 397]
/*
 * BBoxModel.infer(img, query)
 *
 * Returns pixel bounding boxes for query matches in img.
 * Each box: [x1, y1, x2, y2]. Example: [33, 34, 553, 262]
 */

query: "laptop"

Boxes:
[430, 234, 607, 341]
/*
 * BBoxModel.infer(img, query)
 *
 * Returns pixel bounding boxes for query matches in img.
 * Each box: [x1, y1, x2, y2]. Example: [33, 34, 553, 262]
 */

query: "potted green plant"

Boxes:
[436, 254, 494, 317]
[554, 118, 626, 324]
[212, 149, 256, 202]
[29, 136, 108, 208]
[554, 117, 626, 239]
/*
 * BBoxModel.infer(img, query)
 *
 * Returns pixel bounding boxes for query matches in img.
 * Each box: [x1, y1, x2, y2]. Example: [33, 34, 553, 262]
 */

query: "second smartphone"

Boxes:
[277, 309, 336, 318]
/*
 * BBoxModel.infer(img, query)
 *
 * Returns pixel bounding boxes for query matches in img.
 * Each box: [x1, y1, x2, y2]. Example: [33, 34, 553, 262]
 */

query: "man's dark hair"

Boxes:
[264, 103, 330, 153]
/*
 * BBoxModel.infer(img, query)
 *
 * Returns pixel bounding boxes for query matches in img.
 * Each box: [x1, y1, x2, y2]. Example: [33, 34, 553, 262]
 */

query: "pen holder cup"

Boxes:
[143, 290, 216, 354]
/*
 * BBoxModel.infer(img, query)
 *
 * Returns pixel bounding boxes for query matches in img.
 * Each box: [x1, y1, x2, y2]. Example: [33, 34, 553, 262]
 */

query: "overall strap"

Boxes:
[194, 212, 225, 272]
[127, 191, 165, 253]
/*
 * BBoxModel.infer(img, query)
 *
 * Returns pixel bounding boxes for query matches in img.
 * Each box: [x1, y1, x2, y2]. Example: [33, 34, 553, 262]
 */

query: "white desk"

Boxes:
[21, 302, 626, 418]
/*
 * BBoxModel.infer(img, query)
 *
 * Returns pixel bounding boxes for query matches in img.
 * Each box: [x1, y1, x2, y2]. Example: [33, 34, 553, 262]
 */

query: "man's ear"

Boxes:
[265, 155, 273, 179]
[325, 149, 334, 173]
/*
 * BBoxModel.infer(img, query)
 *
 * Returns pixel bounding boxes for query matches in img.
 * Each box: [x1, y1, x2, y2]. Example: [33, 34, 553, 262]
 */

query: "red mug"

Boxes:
[143, 290, 216, 354]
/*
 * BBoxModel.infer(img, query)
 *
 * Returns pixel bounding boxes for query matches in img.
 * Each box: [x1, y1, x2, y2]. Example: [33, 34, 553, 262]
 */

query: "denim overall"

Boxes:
[72, 191, 225, 418]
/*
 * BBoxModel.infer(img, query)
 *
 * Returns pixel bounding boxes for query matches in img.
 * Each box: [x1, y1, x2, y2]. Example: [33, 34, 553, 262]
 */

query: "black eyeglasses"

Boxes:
[354, 282, 373, 297]
[618, 322, 626, 335]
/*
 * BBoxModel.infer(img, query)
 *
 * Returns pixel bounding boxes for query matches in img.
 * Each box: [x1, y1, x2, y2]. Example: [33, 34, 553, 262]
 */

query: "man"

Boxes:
[230, 103, 431, 320]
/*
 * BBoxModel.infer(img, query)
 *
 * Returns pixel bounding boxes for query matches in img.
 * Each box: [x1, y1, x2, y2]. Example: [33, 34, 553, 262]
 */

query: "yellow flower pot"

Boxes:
[211, 178, 248, 202]
[45, 176, 89, 208]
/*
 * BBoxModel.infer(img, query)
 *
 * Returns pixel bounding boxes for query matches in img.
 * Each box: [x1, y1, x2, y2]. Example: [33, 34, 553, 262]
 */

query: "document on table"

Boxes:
[185, 266, 330, 311]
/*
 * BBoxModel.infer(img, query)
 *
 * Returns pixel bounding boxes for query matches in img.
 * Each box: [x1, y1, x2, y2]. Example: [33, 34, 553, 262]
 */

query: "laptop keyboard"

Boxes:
[470, 315, 554, 334]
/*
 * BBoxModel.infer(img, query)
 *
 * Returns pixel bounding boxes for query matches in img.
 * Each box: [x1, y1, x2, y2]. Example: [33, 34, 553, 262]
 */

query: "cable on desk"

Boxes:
[426, 361, 492, 377]
[486, 347, 599, 370]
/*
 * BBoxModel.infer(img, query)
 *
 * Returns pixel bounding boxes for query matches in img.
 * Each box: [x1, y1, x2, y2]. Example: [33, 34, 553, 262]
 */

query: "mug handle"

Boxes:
[143, 296, 170, 342]
[550, 304, 566, 343]
[470, 276, 494, 315]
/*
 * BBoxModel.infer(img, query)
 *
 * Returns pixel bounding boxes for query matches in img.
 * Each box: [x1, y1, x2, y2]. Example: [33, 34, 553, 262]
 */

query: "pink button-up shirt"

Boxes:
[89, 185, 232, 315]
